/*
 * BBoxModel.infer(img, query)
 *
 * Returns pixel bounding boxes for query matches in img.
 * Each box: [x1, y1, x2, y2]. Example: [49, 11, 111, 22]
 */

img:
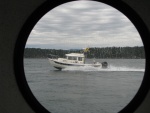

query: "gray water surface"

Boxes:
[24, 58, 145, 113]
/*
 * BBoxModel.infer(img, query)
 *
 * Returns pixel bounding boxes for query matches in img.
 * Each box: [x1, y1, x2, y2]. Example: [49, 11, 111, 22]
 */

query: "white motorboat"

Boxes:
[48, 51, 108, 70]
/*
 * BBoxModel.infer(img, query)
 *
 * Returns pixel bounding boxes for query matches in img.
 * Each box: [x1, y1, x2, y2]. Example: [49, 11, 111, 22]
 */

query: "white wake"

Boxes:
[63, 65, 145, 72]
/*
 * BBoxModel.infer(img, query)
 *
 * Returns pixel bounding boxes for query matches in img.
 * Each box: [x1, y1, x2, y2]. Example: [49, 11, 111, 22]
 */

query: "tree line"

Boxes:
[24, 46, 145, 59]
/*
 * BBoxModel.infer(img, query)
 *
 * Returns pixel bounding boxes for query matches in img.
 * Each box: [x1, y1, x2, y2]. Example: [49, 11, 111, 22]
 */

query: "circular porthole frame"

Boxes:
[14, 0, 150, 113]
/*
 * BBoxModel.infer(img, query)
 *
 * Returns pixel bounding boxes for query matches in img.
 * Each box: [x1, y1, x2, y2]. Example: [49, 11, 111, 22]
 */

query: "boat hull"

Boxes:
[48, 58, 106, 70]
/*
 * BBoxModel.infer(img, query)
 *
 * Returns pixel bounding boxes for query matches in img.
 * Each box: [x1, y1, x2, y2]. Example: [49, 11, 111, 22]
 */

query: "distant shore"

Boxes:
[24, 46, 145, 59]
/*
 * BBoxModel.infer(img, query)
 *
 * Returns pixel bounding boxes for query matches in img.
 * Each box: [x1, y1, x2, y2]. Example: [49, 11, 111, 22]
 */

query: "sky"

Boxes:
[26, 1, 143, 49]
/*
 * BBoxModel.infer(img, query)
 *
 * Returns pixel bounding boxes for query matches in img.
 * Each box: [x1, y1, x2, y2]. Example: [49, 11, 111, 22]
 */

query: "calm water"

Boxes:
[24, 58, 145, 113]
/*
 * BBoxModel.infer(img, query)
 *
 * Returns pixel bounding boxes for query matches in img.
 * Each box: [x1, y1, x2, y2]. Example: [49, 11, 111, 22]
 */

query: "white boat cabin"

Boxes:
[57, 53, 85, 64]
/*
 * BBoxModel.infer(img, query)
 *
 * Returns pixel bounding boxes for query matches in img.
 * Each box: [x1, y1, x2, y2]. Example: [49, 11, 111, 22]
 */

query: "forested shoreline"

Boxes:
[24, 46, 145, 59]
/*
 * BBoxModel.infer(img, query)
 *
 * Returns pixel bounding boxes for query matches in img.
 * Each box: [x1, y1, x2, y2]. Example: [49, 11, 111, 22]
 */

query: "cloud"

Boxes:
[26, 1, 143, 49]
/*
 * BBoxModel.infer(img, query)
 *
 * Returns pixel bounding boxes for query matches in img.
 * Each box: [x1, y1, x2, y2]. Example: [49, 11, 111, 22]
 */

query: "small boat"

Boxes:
[48, 50, 108, 70]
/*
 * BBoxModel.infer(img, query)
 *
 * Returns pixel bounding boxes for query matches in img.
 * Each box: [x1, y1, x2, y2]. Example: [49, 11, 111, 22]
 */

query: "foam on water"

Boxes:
[63, 65, 145, 72]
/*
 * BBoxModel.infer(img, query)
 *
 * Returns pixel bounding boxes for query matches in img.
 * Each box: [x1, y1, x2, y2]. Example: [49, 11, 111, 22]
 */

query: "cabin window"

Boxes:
[68, 56, 72, 60]
[78, 57, 83, 61]
[72, 57, 77, 60]
[68, 56, 77, 60]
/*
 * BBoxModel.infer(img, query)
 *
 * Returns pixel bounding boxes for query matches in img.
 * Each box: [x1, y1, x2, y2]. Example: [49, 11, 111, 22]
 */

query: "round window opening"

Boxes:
[23, 1, 147, 113]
